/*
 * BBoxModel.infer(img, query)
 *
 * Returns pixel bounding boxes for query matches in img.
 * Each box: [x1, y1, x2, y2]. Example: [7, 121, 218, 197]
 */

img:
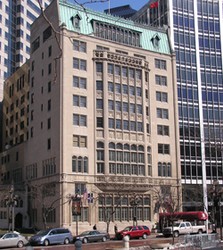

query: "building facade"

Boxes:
[0, 0, 180, 234]
[0, 0, 51, 102]
[132, 0, 223, 211]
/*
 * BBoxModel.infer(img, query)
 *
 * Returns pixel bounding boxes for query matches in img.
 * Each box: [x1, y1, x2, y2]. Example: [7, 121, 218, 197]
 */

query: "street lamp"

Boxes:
[4, 184, 19, 232]
[209, 180, 223, 239]
[130, 194, 141, 226]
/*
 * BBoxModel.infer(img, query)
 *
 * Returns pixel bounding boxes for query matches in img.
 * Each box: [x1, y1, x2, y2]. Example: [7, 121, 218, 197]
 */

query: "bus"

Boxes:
[158, 211, 208, 232]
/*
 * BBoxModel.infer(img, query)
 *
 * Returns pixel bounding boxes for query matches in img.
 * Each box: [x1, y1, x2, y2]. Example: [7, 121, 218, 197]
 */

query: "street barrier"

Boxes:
[184, 233, 220, 249]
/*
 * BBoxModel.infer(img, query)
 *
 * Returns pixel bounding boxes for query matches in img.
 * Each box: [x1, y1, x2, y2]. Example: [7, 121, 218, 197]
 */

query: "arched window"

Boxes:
[97, 141, 104, 148]
[116, 143, 123, 150]
[83, 157, 88, 173]
[109, 142, 115, 149]
[158, 162, 162, 176]
[72, 156, 77, 172]
[138, 145, 144, 151]
[78, 156, 82, 172]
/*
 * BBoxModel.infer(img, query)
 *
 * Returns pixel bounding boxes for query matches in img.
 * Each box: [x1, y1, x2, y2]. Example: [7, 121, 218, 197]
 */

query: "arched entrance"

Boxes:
[15, 213, 23, 229]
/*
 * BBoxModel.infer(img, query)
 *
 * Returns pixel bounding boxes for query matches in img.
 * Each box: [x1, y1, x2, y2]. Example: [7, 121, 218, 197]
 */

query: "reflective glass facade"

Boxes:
[134, 0, 223, 209]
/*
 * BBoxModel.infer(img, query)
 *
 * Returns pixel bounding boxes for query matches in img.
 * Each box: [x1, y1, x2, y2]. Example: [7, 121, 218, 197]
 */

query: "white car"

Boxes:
[0, 232, 28, 248]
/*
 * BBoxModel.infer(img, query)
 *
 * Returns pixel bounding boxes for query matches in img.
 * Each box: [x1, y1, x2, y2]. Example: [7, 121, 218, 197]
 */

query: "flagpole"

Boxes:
[108, 0, 110, 14]
[158, 0, 160, 27]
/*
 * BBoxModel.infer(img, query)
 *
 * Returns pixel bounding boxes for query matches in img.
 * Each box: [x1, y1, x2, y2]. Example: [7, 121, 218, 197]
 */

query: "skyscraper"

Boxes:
[133, 0, 223, 211]
[0, 0, 51, 101]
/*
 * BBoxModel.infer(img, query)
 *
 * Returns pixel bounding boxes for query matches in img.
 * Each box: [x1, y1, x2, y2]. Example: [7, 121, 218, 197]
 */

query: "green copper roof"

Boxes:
[58, 0, 171, 55]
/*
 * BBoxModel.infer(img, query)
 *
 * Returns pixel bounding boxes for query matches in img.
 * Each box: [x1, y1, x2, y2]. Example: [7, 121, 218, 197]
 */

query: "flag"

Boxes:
[83, 188, 88, 205]
[150, 1, 158, 8]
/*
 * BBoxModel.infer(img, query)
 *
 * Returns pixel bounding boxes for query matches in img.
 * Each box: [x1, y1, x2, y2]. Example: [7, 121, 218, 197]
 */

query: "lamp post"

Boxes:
[130, 194, 141, 226]
[4, 184, 18, 232]
[209, 180, 223, 239]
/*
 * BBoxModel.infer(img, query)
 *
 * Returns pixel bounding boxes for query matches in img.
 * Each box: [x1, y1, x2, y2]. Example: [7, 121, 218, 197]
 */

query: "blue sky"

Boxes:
[69, 0, 149, 12]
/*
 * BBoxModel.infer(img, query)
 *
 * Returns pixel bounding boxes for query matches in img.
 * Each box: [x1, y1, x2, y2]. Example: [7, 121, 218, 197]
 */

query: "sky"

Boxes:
[69, 0, 149, 12]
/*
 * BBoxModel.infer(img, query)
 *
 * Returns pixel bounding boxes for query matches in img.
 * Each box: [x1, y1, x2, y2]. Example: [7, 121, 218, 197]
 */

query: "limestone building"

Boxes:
[0, 0, 180, 234]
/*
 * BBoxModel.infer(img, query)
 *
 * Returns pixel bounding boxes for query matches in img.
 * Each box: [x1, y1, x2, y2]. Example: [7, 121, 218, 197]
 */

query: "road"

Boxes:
[7, 235, 173, 250]
[8, 234, 223, 250]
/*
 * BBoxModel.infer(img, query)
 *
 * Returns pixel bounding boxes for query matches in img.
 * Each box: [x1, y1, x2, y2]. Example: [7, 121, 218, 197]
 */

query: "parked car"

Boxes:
[115, 225, 151, 240]
[73, 230, 110, 243]
[29, 227, 73, 246]
[0, 232, 28, 248]
[162, 221, 206, 237]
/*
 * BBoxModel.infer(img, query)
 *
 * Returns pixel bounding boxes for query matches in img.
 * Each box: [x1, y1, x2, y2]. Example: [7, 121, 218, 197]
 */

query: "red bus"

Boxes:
[158, 211, 208, 232]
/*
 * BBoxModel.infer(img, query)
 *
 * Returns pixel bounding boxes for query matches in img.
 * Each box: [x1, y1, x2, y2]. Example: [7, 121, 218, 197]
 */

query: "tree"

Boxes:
[152, 183, 181, 245]
[27, 182, 70, 229]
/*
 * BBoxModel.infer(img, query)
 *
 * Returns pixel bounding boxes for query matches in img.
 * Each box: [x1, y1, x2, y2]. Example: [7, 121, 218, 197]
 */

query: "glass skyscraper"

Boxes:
[0, 0, 51, 101]
[133, 0, 223, 210]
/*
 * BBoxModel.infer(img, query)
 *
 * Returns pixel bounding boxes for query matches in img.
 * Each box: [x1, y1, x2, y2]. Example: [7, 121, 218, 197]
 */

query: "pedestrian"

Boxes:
[93, 224, 97, 230]
[114, 224, 118, 234]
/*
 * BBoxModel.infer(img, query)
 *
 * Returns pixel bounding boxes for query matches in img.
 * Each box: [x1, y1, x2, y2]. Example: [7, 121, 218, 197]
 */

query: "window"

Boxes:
[73, 40, 86, 52]
[157, 125, 169, 136]
[96, 62, 103, 73]
[43, 26, 52, 42]
[96, 99, 103, 109]
[31, 37, 40, 52]
[158, 144, 170, 154]
[48, 99, 51, 111]
[158, 162, 171, 177]
[73, 135, 87, 147]
[48, 46, 52, 57]
[72, 156, 88, 173]
[48, 81, 51, 92]
[73, 76, 87, 89]
[48, 63, 51, 74]
[96, 81, 103, 91]
[73, 58, 87, 71]
[108, 64, 114, 74]
[47, 118, 51, 129]
[157, 108, 169, 119]
[155, 75, 167, 86]
[97, 117, 103, 128]
[155, 59, 166, 70]
[156, 91, 168, 102]
[73, 95, 87, 107]
[47, 138, 51, 150]
[73, 114, 87, 126]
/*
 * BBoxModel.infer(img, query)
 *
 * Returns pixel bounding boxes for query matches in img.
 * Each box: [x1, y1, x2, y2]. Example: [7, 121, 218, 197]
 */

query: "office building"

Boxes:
[0, 0, 51, 102]
[0, 0, 51, 152]
[0, 0, 180, 233]
[132, 0, 223, 211]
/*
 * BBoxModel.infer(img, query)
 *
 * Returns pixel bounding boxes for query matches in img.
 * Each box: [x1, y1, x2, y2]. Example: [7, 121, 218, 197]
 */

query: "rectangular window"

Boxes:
[73, 95, 87, 107]
[73, 40, 86, 52]
[73, 58, 87, 71]
[108, 64, 114, 74]
[156, 108, 169, 119]
[156, 91, 168, 102]
[47, 138, 51, 150]
[155, 59, 167, 70]
[96, 62, 103, 72]
[43, 26, 52, 42]
[157, 125, 169, 135]
[158, 144, 170, 154]
[31, 36, 40, 52]
[73, 76, 87, 89]
[73, 135, 87, 147]
[96, 99, 103, 109]
[73, 114, 87, 126]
